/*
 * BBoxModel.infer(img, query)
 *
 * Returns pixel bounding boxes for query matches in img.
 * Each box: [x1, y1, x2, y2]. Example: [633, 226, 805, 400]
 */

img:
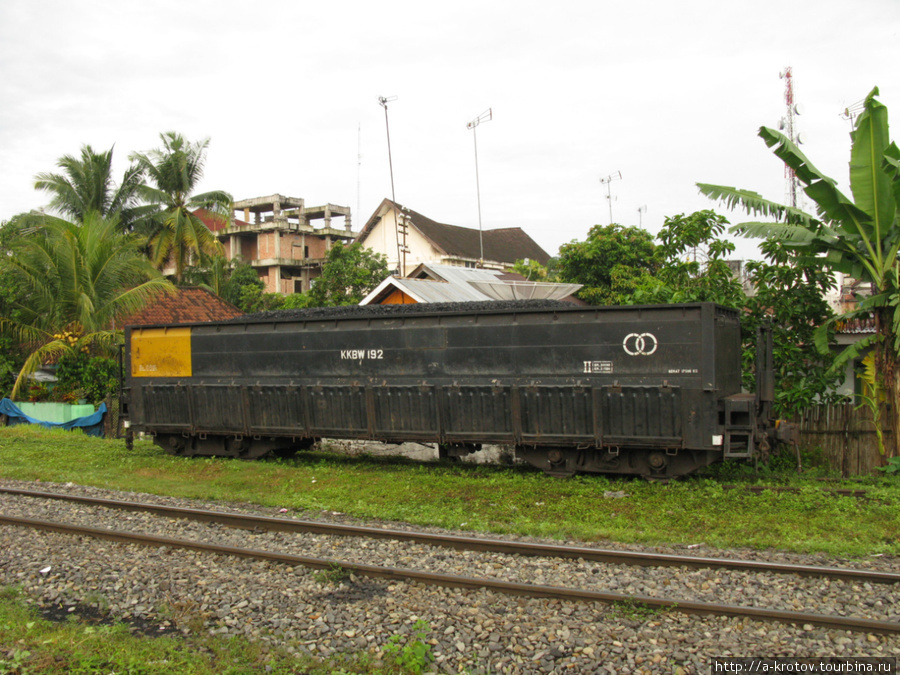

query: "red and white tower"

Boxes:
[779, 67, 803, 208]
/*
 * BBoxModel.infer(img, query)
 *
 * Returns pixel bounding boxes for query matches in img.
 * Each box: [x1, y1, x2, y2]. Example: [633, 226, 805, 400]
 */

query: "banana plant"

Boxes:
[698, 87, 900, 457]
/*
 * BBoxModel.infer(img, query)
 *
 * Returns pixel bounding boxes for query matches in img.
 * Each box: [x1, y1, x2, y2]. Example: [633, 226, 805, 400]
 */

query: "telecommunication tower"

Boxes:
[778, 67, 805, 208]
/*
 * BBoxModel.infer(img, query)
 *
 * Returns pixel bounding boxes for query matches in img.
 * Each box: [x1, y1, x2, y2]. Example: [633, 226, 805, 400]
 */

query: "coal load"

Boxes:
[232, 299, 575, 324]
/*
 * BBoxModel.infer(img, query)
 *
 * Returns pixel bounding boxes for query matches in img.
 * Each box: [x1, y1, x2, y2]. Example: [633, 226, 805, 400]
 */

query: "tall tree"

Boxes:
[632, 210, 745, 306]
[699, 87, 900, 457]
[741, 239, 842, 417]
[0, 220, 27, 397]
[34, 144, 146, 231]
[0, 212, 174, 399]
[130, 132, 230, 282]
[557, 224, 659, 305]
[308, 242, 390, 306]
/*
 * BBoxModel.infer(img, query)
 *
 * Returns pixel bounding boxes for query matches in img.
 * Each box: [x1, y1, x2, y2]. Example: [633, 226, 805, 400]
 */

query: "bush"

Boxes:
[54, 352, 118, 405]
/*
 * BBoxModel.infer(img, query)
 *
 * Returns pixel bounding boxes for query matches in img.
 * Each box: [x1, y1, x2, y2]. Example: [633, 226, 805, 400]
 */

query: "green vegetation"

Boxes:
[557, 210, 843, 417]
[557, 224, 658, 305]
[381, 620, 433, 674]
[0, 212, 173, 400]
[0, 586, 399, 674]
[701, 87, 900, 455]
[33, 143, 148, 232]
[1, 426, 898, 558]
[130, 132, 230, 283]
[608, 598, 669, 622]
[313, 563, 352, 585]
[307, 242, 390, 307]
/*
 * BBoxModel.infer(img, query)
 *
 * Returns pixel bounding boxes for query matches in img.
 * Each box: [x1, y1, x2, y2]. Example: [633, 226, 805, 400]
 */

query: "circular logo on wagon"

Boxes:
[623, 332, 658, 356]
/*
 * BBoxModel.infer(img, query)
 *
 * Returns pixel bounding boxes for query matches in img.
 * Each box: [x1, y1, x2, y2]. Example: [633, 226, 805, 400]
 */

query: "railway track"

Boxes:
[0, 486, 896, 585]
[1, 486, 898, 635]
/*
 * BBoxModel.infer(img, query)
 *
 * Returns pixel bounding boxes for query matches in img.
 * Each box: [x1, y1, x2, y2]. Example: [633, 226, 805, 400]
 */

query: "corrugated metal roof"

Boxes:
[467, 280, 583, 301]
[361, 264, 582, 305]
[419, 264, 511, 285]
[395, 278, 486, 303]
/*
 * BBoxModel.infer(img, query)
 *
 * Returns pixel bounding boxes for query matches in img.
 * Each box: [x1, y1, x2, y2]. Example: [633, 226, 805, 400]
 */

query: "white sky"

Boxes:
[1, 0, 898, 262]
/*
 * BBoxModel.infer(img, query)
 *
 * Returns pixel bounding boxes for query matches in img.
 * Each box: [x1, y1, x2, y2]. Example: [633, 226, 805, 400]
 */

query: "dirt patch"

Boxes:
[37, 600, 182, 639]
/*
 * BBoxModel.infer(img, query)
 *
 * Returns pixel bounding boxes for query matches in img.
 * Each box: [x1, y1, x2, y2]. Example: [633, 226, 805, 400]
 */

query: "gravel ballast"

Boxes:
[1, 479, 897, 674]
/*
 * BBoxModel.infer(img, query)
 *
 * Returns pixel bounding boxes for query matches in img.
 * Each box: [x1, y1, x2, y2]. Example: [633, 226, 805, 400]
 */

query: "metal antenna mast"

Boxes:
[600, 171, 622, 224]
[467, 108, 492, 265]
[778, 68, 805, 208]
[378, 95, 404, 275]
[356, 122, 362, 221]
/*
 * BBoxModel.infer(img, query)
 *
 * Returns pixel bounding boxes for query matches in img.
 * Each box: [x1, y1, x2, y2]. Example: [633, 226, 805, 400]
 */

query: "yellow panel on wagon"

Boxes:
[131, 327, 192, 378]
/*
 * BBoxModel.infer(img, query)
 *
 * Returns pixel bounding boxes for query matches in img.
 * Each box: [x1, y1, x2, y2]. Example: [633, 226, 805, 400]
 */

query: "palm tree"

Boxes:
[130, 132, 231, 283]
[34, 144, 147, 231]
[0, 211, 174, 399]
[698, 87, 900, 458]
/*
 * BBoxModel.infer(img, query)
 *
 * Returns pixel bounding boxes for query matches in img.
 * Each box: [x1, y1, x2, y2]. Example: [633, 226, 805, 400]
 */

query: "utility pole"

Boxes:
[377, 95, 405, 275]
[467, 108, 492, 265]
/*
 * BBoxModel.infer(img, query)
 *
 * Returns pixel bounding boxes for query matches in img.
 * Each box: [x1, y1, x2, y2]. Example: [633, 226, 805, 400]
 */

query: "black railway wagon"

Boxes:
[121, 301, 777, 478]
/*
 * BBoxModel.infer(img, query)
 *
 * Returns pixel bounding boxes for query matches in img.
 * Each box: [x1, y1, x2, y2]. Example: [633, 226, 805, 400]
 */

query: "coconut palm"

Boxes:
[34, 144, 147, 231]
[698, 87, 900, 457]
[130, 132, 231, 282]
[0, 211, 174, 399]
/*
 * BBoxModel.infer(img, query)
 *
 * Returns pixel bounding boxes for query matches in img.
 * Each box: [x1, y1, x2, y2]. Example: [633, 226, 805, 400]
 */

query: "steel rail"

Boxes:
[1, 513, 897, 635]
[1, 487, 897, 586]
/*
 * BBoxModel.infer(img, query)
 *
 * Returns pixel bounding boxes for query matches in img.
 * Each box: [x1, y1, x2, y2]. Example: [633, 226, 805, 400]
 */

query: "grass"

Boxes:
[1, 426, 899, 673]
[0, 587, 408, 674]
[0, 425, 899, 558]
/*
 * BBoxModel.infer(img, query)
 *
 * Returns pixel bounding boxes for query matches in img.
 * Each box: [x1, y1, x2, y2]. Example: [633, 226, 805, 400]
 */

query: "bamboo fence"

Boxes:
[789, 403, 891, 476]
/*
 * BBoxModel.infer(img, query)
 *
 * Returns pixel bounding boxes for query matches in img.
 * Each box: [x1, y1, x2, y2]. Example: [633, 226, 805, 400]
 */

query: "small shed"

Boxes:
[360, 263, 582, 306]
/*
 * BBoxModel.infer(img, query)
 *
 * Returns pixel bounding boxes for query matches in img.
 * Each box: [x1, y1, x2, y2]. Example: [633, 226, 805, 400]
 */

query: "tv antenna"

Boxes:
[600, 171, 622, 224]
[377, 95, 404, 275]
[840, 98, 865, 125]
[467, 108, 492, 265]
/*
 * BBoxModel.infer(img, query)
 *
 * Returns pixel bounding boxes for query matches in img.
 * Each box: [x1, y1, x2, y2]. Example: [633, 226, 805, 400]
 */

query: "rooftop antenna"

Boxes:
[600, 171, 622, 224]
[467, 108, 492, 265]
[840, 98, 865, 125]
[356, 122, 361, 221]
[637, 205, 647, 227]
[377, 95, 404, 275]
[778, 68, 805, 208]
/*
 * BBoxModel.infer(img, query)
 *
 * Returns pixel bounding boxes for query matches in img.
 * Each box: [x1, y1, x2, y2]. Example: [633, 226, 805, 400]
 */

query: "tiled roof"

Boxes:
[193, 208, 247, 232]
[358, 199, 551, 266]
[120, 287, 243, 327]
[834, 317, 876, 334]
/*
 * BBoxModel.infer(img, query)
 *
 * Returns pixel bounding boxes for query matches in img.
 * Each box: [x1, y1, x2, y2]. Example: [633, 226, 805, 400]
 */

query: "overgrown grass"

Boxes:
[1, 425, 899, 557]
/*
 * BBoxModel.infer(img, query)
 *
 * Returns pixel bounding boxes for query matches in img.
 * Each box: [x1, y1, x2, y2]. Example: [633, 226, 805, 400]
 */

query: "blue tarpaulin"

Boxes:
[0, 398, 107, 438]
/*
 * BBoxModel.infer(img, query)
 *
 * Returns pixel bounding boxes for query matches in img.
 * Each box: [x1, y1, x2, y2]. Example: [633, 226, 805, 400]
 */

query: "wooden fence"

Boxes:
[789, 403, 891, 476]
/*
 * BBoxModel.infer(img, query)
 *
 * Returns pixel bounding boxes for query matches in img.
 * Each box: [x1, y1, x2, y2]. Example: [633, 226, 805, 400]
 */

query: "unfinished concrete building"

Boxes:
[213, 194, 354, 294]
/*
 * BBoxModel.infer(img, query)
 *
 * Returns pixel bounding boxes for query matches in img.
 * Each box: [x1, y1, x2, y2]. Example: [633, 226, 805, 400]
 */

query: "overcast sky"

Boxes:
[1, 0, 897, 261]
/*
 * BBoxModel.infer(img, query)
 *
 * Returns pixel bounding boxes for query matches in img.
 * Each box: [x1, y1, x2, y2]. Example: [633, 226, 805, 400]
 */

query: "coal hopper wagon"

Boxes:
[120, 301, 788, 479]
